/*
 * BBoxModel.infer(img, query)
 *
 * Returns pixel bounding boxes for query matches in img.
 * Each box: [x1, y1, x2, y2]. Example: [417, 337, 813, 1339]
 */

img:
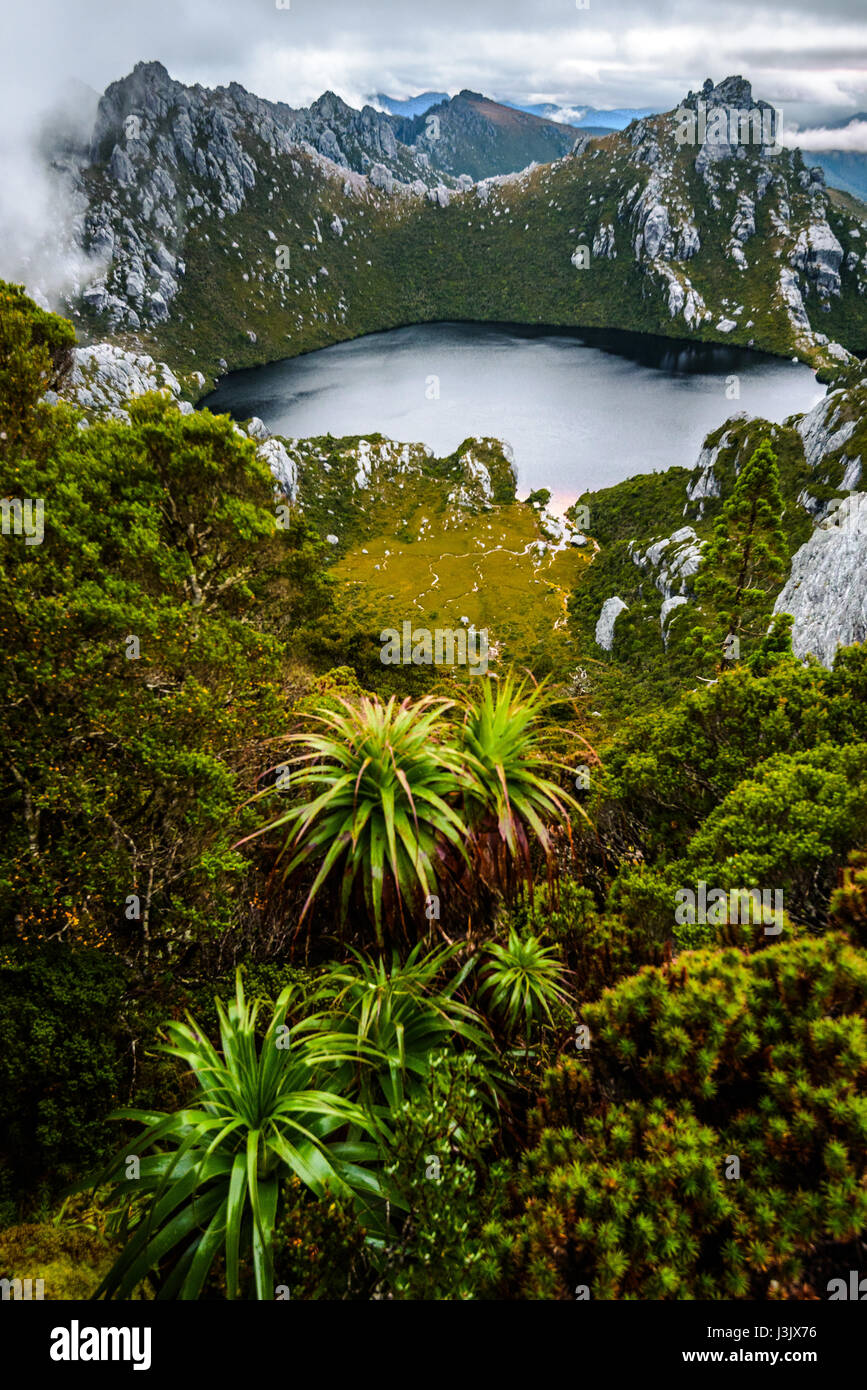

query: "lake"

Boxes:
[201, 321, 825, 511]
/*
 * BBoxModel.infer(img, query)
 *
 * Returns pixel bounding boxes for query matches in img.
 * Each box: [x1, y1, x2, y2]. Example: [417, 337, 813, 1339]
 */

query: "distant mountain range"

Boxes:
[38, 63, 867, 387]
[385, 90, 578, 180]
[370, 91, 449, 119]
[373, 90, 656, 133]
[811, 151, 867, 202]
[503, 101, 657, 131]
[373, 91, 867, 201]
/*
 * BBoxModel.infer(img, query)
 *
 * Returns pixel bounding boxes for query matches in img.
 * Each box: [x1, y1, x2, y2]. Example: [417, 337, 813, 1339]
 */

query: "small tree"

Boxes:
[687, 439, 788, 671]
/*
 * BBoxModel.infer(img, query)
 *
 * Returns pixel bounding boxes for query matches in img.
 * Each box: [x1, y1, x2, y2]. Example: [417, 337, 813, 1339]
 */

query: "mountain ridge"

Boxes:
[36, 64, 867, 382]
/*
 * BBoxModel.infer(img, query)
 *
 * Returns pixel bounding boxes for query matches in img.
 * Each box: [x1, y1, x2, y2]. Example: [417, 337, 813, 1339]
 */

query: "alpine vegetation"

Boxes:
[380, 622, 490, 672]
[3, 0, 867, 1333]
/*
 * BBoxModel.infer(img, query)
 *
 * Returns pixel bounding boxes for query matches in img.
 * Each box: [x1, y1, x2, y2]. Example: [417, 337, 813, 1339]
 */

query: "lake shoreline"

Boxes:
[200, 318, 821, 398]
[199, 320, 824, 511]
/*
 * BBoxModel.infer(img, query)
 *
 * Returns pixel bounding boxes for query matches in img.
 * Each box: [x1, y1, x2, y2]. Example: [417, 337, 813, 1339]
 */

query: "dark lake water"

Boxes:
[201, 321, 824, 510]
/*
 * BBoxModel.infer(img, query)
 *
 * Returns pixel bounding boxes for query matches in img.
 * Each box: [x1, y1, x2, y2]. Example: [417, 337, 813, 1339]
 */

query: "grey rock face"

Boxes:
[595, 596, 629, 651]
[108, 145, 136, 188]
[789, 223, 844, 299]
[755, 167, 773, 200]
[685, 434, 728, 517]
[774, 493, 867, 665]
[245, 416, 270, 441]
[731, 193, 756, 242]
[778, 267, 811, 330]
[257, 437, 297, 499]
[592, 222, 617, 258]
[684, 77, 779, 185]
[369, 162, 395, 194]
[794, 388, 864, 516]
[72, 59, 450, 335]
[661, 594, 689, 645]
[656, 263, 707, 329]
[677, 222, 701, 259]
[796, 390, 857, 472]
[641, 203, 671, 259]
[800, 391, 855, 467]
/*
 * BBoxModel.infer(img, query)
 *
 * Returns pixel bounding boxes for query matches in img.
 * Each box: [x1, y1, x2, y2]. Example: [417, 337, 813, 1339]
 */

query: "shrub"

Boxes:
[0, 380, 310, 961]
[596, 650, 867, 865]
[271, 1177, 372, 1300]
[374, 1051, 507, 1300]
[0, 945, 129, 1213]
[506, 880, 666, 1002]
[608, 744, 867, 948]
[678, 742, 867, 936]
[501, 934, 867, 1298]
[830, 849, 867, 947]
[501, 1098, 739, 1299]
[0, 1222, 125, 1301]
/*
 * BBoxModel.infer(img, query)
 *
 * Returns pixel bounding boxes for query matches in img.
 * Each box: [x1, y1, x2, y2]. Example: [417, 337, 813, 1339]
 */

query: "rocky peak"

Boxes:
[310, 91, 354, 123]
[91, 60, 181, 154]
[706, 76, 752, 107]
[681, 76, 768, 114]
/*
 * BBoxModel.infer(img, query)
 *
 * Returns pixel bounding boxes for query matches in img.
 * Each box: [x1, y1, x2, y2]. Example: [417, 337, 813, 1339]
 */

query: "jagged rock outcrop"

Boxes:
[257, 437, 297, 499]
[447, 440, 517, 510]
[661, 594, 689, 645]
[71, 61, 461, 334]
[778, 267, 811, 331]
[792, 386, 866, 517]
[592, 223, 617, 258]
[680, 76, 778, 181]
[54, 344, 297, 499]
[609, 74, 862, 363]
[797, 390, 859, 473]
[629, 526, 703, 598]
[684, 431, 735, 518]
[674, 369, 867, 667]
[59, 342, 185, 419]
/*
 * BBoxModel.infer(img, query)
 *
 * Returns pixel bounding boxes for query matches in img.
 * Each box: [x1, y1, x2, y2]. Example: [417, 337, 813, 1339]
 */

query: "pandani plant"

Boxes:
[311, 941, 498, 1111]
[240, 676, 594, 943]
[88, 973, 385, 1300]
[458, 673, 585, 896]
[239, 694, 473, 946]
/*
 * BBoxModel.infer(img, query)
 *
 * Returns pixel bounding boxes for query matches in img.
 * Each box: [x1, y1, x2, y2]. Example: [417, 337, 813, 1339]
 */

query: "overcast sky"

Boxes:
[4, 0, 867, 131]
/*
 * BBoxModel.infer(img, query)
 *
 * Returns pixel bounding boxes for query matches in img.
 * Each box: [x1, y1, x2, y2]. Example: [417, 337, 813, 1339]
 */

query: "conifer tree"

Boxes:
[687, 438, 788, 671]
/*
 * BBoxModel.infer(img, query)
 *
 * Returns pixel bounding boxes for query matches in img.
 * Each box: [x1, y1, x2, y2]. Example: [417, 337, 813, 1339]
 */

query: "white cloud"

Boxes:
[783, 119, 867, 152]
[5, 0, 867, 125]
